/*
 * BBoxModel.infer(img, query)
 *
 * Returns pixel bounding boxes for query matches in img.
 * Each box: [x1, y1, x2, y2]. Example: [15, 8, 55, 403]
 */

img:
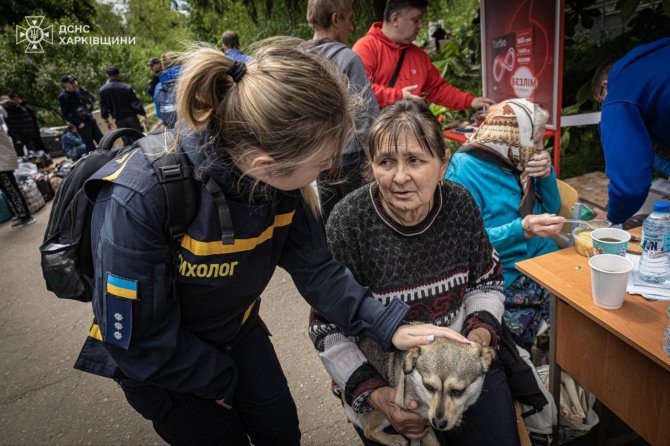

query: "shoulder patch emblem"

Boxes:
[106, 273, 138, 300]
[104, 273, 137, 349]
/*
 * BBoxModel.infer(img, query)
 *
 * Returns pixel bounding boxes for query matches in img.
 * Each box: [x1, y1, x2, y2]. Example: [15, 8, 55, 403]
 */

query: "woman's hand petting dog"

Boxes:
[392, 324, 470, 350]
[466, 327, 491, 346]
[367, 386, 431, 440]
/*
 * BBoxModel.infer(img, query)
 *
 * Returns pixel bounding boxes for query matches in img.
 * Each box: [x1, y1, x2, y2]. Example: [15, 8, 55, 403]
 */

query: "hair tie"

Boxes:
[227, 61, 247, 83]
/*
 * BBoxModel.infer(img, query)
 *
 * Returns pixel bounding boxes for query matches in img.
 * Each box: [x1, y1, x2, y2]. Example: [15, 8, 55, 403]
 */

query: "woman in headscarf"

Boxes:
[446, 99, 564, 351]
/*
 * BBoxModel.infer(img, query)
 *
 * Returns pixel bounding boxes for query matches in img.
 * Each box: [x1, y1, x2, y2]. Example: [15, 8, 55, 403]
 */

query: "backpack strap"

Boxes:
[97, 128, 145, 151]
[137, 132, 198, 242]
[139, 131, 236, 246]
[203, 176, 235, 245]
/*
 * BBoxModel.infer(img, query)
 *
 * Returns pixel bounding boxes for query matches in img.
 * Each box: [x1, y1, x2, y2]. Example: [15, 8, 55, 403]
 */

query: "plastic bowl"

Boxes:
[584, 219, 612, 229]
[573, 226, 595, 257]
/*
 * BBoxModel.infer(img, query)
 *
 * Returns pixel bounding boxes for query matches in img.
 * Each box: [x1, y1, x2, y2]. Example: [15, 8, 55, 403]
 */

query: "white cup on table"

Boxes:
[588, 254, 634, 310]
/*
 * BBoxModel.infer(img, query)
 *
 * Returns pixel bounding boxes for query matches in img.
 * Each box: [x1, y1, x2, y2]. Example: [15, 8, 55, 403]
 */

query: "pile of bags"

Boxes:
[1, 153, 76, 221]
[14, 161, 47, 214]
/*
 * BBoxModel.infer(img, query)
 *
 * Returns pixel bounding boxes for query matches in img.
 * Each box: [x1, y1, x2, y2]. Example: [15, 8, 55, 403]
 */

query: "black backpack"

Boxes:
[39, 127, 198, 302]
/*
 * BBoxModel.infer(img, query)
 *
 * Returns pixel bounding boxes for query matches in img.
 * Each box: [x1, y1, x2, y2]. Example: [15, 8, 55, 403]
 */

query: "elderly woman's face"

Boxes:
[372, 133, 447, 224]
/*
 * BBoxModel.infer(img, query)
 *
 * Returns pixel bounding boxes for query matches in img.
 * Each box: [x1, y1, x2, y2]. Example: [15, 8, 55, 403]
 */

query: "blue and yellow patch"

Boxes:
[104, 273, 137, 349]
[106, 273, 138, 300]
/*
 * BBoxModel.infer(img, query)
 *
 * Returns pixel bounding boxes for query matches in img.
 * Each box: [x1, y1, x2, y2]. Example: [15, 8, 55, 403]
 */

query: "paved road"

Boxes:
[0, 200, 359, 445]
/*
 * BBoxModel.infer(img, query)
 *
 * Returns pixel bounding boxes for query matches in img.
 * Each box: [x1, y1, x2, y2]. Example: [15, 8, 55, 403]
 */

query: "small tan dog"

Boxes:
[343, 337, 495, 446]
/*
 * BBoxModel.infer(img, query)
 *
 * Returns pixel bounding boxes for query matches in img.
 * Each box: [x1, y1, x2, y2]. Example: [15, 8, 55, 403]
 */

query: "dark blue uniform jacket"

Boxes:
[99, 79, 146, 121]
[74, 133, 408, 403]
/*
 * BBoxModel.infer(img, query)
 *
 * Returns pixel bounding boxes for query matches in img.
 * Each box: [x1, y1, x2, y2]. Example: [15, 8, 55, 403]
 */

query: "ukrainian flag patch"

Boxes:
[104, 273, 137, 349]
[106, 273, 138, 300]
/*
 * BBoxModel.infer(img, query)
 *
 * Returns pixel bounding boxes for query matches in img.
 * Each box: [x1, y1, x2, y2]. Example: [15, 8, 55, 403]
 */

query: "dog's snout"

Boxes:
[431, 418, 448, 430]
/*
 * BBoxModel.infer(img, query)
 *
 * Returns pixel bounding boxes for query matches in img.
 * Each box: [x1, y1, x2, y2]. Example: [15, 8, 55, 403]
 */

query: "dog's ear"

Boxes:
[403, 346, 421, 375]
[479, 345, 495, 369]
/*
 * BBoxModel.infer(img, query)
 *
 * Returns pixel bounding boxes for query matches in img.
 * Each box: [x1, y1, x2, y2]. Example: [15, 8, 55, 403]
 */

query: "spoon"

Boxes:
[562, 219, 612, 229]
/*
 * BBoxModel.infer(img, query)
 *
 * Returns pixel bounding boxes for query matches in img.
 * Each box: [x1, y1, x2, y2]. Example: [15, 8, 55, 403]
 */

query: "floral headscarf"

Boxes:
[468, 98, 542, 216]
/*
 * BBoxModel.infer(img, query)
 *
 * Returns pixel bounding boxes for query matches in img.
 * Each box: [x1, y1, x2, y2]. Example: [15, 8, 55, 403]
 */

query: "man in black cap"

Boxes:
[145, 57, 162, 97]
[99, 66, 149, 141]
[57, 75, 102, 152]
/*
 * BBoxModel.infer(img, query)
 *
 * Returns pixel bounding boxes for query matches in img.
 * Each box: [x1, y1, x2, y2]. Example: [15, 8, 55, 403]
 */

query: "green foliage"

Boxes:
[0, 0, 193, 127]
[184, 0, 480, 47]
[0, 0, 97, 28]
[185, 0, 312, 44]
[427, 10, 482, 126]
[426, 0, 480, 33]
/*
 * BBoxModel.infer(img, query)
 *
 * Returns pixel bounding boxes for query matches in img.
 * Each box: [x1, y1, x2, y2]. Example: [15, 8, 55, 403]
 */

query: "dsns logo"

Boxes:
[16, 16, 53, 53]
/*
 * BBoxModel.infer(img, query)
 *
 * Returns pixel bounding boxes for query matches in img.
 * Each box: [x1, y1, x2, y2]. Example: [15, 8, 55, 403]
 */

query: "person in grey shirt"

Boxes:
[306, 0, 380, 221]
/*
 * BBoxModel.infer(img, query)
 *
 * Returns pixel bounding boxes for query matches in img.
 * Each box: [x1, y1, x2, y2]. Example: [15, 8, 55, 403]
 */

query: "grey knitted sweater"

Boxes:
[309, 181, 505, 411]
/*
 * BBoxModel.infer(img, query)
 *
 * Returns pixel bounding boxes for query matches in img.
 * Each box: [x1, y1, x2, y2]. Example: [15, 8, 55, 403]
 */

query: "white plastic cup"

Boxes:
[588, 254, 634, 310]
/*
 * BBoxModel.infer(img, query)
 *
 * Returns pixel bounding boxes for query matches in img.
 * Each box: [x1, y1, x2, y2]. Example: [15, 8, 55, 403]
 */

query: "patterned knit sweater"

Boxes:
[309, 181, 505, 412]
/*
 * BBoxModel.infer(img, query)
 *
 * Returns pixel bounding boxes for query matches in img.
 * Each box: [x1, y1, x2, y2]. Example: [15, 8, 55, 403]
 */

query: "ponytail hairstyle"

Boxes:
[175, 38, 355, 213]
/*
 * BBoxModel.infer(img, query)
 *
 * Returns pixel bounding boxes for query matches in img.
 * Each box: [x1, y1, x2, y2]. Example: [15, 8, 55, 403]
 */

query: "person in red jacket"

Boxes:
[353, 0, 493, 110]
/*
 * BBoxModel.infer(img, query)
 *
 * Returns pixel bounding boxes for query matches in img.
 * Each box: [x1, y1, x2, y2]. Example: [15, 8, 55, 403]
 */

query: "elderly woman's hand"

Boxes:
[521, 214, 565, 239]
[525, 151, 552, 178]
[392, 324, 471, 350]
[367, 387, 431, 440]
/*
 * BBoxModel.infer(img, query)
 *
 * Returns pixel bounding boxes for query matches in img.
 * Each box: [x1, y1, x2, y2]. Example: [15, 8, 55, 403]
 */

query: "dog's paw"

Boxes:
[420, 430, 440, 446]
[392, 436, 410, 446]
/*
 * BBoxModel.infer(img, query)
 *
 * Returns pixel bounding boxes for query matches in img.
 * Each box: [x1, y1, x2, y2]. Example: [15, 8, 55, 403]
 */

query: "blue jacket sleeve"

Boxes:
[601, 101, 655, 224]
[278, 201, 408, 350]
[91, 183, 237, 402]
[446, 155, 528, 257]
[535, 169, 561, 215]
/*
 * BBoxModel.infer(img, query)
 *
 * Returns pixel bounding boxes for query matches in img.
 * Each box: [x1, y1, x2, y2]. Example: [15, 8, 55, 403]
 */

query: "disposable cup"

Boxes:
[591, 228, 631, 256]
[588, 254, 633, 310]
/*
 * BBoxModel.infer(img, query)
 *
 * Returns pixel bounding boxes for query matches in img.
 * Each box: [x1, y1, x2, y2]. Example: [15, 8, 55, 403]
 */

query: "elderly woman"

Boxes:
[309, 100, 519, 445]
[446, 99, 563, 352]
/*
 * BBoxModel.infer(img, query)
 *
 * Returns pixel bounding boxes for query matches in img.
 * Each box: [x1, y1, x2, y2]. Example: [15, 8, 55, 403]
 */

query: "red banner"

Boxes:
[481, 0, 562, 128]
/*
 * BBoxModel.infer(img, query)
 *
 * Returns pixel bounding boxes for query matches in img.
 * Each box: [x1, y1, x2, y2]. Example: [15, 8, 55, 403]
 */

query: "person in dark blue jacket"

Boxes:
[99, 66, 149, 137]
[74, 41, 466, 446]
[57, 75, 103, 152]
[593, 37, 670, 225]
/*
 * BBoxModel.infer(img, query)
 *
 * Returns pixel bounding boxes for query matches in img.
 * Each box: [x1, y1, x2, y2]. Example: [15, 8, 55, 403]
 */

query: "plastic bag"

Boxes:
[515, 348, 557, 445]
[18, 176, 45, 214]
[537, 366, 599, 443]
[14, 162, 38, 180]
